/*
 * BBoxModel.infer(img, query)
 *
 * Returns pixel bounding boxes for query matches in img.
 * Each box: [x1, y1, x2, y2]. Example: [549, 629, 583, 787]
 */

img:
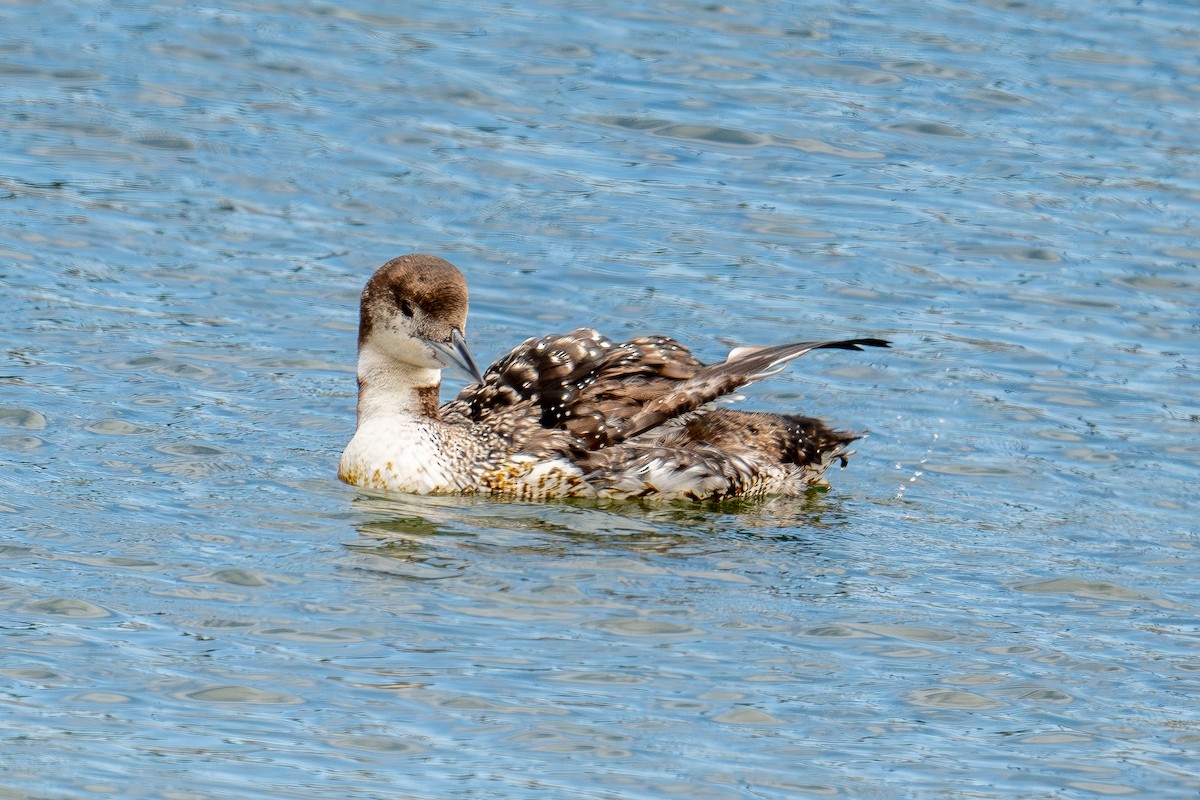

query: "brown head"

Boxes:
[356, 254, 482, 381]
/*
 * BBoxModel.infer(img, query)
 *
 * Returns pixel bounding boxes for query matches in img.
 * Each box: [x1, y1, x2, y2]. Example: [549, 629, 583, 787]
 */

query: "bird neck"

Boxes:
[354, 345, 442, 424]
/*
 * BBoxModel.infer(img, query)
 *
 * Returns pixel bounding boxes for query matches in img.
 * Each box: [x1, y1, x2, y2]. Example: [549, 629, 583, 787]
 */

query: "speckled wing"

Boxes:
[446, 328, 705, 448]
[447, 329, 887, 454]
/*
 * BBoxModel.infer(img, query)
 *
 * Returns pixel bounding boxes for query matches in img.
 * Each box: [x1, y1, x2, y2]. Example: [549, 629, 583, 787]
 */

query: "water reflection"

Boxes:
[346, 486, 856, 561]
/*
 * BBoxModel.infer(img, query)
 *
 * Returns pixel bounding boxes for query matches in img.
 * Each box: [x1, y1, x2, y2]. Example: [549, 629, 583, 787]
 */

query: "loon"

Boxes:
[338, 254, 889, 501]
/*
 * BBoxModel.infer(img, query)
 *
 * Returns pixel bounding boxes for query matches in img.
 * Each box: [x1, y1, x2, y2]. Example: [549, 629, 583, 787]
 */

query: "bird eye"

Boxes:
[397, 296, 414, 318]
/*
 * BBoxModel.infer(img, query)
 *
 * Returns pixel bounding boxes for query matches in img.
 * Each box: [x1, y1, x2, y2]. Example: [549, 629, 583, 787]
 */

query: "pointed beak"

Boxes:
[429, 328, 484, 384]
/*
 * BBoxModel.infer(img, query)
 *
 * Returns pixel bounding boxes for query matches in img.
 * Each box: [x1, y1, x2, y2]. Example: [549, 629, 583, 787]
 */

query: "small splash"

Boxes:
[894, 411, 947, 501]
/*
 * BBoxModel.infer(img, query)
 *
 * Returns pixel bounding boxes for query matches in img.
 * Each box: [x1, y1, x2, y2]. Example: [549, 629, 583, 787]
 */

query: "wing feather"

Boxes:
[446, 330, 889, 452]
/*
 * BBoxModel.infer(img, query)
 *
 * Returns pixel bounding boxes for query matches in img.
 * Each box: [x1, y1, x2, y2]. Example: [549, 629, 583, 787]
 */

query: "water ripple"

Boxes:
[1, 0, 1198, 797]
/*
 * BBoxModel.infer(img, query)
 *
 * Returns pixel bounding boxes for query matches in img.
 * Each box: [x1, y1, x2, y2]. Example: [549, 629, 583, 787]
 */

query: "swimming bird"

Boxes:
[339, 254, 889, 501]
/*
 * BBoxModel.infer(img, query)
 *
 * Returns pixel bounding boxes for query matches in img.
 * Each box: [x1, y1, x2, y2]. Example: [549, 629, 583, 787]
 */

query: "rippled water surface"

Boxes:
[3, 0, 1199, 797]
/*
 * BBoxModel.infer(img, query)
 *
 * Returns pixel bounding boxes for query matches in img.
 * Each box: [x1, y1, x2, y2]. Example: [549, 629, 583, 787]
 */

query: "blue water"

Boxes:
[2, 1, 1198, 797]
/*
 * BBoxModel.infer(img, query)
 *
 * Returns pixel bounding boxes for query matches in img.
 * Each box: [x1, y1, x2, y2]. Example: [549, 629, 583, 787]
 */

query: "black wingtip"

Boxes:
[819, 337, 891, 352]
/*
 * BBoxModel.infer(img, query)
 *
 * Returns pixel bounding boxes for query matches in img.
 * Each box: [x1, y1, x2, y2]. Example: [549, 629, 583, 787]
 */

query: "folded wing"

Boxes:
[449, 328, 889, 452]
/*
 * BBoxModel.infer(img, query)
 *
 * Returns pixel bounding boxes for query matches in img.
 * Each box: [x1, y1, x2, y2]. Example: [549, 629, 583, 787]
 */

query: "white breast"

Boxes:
[338, 416, 462, 494]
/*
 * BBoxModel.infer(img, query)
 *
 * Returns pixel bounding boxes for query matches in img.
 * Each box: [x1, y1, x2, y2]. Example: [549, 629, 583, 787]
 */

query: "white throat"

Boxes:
[354, 344, 442, 423]
[340, 343, 463, 493]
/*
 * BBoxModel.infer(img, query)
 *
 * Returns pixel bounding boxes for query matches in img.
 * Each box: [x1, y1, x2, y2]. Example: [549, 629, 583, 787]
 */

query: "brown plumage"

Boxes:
[339, 254, 890, 500]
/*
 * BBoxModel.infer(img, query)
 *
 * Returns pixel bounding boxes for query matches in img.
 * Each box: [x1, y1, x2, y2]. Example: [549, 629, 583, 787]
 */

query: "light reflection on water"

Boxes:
[2, 0, 1199, 797]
